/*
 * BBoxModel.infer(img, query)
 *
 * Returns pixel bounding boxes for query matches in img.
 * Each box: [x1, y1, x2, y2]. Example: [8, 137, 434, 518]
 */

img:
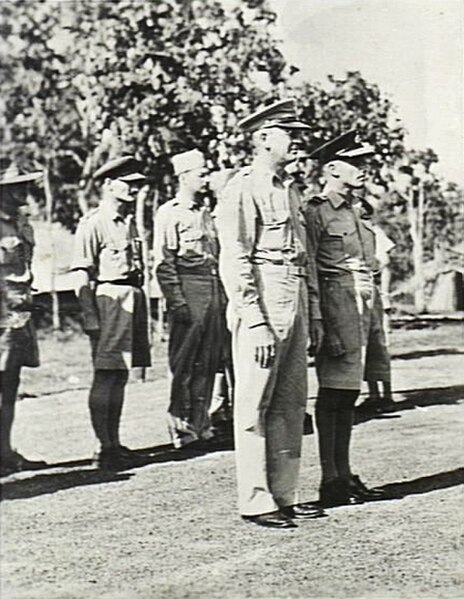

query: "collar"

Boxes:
[325, 189, 352, 210]
[251, 158, 285, 187]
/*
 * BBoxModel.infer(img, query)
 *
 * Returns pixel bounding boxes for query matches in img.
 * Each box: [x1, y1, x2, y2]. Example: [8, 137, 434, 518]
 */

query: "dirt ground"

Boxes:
[1, 323, 463, 599]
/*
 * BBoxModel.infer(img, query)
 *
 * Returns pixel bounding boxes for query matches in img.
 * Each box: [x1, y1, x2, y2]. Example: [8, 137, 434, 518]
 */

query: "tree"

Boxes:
[1, 0, 288, 230]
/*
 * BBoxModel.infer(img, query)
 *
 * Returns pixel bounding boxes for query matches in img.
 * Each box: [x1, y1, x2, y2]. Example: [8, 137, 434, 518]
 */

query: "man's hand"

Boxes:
[309, 319, 324, 356]
[249, 324, 276, 369]
[172, 305, 192, 325]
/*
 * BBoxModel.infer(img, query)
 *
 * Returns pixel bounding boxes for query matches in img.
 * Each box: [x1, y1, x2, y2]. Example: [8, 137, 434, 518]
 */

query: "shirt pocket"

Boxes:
[106, 240, 131, 271]
[178, 229, 204, 256]
[258, 208, 290, 251]
[324, 222, 358, 259]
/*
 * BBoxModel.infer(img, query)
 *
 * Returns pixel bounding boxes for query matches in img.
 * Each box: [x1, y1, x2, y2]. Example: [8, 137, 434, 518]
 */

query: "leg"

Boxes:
[0, 367, 21, 457]
[367, 380, 381, 402]
[167, 316, 202, 448]
[334, 389, 359, 481]
[315, 387, 340, 483]
[108, 370, 129, 447]
[89, 369, 121, 450]
[232, 318, 281, 516]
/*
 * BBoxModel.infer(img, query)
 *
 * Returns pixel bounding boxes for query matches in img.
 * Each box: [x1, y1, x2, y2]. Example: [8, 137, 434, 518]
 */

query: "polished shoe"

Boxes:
[349, 474, 386, 500]
[114, 445, 134, 458]
[319, 478, 363, 508]
[0, 451, 47, 475]
[242, 510, 297, 529]
[93, 448, 132, 470]
[282, 502, 328, 520]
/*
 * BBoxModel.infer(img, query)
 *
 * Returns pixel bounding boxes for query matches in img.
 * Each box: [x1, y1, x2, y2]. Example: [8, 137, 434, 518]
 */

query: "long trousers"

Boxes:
[167, 274, 224, 447]
[231, 271, 308, 516]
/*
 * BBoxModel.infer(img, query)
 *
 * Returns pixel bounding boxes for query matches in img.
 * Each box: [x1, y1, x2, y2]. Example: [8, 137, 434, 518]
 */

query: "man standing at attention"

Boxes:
[154, 150, 224, 449]
[0, 164, 46, 475]
[304, 131, 386, 507]
[72, 156, 151, 470]
[216, 100, 325, 529]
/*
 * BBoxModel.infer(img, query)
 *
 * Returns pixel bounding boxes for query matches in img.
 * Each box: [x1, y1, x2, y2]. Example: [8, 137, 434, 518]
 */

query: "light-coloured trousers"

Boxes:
[231, 269, 308, 516]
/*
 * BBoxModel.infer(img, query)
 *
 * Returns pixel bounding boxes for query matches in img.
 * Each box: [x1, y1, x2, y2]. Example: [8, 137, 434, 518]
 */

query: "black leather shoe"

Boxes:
[349, 474, 386, 500]
[93, 448, 132, 470]
[1, 451, 47, 475]
[115, 445, 134, 457]
[242, 511, 297, 529]
[282, 502, 328, 520]
[319, 478, 363, 507]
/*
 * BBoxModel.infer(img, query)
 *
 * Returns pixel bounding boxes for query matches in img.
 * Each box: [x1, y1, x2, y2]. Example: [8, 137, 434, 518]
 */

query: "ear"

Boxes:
[325, 161, 340, 179]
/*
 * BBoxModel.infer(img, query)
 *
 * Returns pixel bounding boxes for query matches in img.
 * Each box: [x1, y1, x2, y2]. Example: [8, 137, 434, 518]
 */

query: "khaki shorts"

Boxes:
[0, 318, 39, 371]
[93, 284, 151, 370]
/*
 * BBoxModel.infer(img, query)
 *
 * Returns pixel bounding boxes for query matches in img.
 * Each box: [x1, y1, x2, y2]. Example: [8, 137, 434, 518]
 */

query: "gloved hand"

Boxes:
[172, 305, 192, 325]
[308, 319, 324, 356]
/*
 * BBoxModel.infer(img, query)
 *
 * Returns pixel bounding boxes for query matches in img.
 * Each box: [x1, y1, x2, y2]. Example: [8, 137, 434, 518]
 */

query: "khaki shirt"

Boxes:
[72, 201, 143, 282]
[154, 198, 219, 310]
[215, 162, 320, 328]
[305, 190, 375, 276]
[0, 210, 35, 328]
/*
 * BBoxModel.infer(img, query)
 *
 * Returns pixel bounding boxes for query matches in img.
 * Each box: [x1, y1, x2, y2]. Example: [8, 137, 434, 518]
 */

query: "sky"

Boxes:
[268, 0, 463, 183]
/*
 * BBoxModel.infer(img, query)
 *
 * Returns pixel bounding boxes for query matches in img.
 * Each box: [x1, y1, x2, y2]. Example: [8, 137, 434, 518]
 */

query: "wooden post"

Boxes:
[135, 185, 151, 381]
[43, 164, 60, 331]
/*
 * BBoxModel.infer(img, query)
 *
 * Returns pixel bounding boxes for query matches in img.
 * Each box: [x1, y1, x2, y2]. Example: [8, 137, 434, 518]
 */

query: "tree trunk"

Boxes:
[406, 187, 425, 313]
[134, 186, 152, 382]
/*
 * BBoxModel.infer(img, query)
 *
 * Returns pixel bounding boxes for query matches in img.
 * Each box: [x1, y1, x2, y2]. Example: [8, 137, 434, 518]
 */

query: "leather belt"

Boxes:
[255, 263, 308, 277]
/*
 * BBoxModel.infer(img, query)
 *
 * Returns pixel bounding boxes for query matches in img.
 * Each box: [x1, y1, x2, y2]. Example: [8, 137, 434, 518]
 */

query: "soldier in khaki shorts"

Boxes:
[304, 131, 387, 507]
[72, 157, 151, 469]
[0, 164, 46, 475]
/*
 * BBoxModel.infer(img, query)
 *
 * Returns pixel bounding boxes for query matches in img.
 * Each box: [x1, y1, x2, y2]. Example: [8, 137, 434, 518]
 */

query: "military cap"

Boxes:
[107, 179, 135, 202]
[309, 130, 374, 164]
[238, 99, 310, 133]
[93, 155, 145, 182]
[171, 149, 205, 176]
[0, 163, 42, 186]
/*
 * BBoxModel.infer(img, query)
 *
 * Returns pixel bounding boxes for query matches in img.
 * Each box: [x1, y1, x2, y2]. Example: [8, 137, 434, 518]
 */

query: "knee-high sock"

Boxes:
[315, 387, 340, 483]
[108, 371, 129, 447]
[0, 367, 21, 455]
[334, 390, 359, 481]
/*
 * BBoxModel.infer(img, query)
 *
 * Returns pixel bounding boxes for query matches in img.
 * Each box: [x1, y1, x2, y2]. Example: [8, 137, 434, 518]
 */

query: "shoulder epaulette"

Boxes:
[308, 194, 328, 205]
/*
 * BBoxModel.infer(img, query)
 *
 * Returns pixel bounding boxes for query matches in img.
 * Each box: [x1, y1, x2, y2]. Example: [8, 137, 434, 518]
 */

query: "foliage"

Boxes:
[1, 0, 461, 287]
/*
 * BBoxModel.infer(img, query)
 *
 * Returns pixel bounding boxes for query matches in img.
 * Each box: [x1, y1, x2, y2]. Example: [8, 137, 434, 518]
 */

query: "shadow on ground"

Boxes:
[376, 467, 464, 500]
[391, 348, 464, 360]
[2, 384, 463, 502]
[0, 432, 234, 502]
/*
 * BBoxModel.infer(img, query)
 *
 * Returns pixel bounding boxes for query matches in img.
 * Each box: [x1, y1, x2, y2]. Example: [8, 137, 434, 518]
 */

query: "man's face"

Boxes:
[264, 127, 295, 164]
[182, 166, 208, 194]
[330, 159, 366, 189]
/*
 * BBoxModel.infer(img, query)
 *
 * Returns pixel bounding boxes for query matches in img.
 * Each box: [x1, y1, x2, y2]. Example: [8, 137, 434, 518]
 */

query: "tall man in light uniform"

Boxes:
[216, 100, 325, 529]
[0, 164, 46, 475]
[72, 156, 151, 470]
[154, 150, 224, 449]
[304, 131, 386, 507]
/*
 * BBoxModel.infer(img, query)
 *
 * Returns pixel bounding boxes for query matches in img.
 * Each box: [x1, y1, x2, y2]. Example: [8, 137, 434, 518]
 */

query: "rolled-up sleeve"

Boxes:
[216, 176, 267, 329]
[71, 221, 99, 279]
